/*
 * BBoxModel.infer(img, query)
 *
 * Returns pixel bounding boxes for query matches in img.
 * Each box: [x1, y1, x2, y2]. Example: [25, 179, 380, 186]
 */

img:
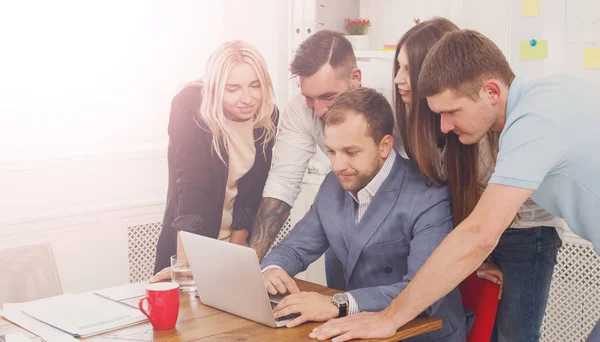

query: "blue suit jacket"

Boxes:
[262, 154, 467, 342]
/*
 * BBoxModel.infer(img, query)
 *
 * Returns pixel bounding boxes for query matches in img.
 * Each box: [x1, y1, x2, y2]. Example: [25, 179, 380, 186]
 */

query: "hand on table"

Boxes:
[309, 311, 398, 341]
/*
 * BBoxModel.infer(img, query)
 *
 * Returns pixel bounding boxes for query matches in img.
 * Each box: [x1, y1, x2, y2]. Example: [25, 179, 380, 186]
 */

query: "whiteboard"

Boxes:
[567, 0, 600, 44]
[358, 0, 600, 85]
[509, 0, 600, 84]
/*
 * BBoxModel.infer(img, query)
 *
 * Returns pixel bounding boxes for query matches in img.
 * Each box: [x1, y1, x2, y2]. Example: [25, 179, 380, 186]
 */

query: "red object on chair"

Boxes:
[459, 272, 500, 342]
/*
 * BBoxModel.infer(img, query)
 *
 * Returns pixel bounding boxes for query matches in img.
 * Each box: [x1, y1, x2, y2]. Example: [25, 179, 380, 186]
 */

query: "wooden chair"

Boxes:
[0, 243, 63, 306]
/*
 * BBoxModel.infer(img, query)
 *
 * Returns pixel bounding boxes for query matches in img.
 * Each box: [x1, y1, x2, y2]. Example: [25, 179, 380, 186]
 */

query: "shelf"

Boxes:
[354, 50, 395, 60]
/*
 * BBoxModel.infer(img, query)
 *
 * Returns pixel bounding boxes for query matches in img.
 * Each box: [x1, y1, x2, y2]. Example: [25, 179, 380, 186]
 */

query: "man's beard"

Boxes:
[338, 157, 382, 193]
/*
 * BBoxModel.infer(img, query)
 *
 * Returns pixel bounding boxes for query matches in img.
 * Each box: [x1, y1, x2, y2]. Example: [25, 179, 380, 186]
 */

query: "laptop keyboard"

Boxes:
[270, 301, 301, 322]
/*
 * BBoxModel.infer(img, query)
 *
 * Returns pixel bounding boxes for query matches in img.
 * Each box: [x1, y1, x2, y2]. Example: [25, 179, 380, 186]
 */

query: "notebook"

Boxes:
[0, 333, 31, 342]
[19, 291, 147, 338]
[95, 281, 148, 301]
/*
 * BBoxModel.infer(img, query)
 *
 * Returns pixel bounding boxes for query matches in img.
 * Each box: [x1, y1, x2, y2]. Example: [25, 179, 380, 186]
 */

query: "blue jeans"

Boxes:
[588, 320, 600, 342]
[325, 247, 346, 291]
[491, 226, 561, 342]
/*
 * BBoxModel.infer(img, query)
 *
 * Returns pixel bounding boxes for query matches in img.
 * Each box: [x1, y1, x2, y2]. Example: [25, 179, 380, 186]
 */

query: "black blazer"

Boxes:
[154, 84, 278, 273]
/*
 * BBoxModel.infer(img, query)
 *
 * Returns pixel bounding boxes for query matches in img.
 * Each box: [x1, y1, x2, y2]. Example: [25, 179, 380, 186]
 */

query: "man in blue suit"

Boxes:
[260, 87, 467, 341]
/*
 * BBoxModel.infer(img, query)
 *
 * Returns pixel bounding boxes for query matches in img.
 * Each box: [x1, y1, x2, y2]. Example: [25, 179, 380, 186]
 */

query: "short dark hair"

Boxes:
[419, 29, 515, 99]
[325, 87, 394, 144]
[290, 30, 357, 77]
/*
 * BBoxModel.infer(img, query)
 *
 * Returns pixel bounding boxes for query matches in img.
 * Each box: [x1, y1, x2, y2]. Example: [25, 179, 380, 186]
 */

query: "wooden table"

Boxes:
[0, 279, 441, 341]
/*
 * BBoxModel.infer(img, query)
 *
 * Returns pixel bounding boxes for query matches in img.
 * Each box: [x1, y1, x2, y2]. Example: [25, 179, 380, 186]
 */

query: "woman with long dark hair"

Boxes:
[393, 18, 562, 342]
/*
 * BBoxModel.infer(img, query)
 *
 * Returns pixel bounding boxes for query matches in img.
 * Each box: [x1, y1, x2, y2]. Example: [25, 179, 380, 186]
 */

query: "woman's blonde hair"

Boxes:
[197, 40, 276, 163]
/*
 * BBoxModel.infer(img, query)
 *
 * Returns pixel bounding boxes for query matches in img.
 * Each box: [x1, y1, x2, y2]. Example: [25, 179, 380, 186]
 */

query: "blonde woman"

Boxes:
[151, 41, 278, 282]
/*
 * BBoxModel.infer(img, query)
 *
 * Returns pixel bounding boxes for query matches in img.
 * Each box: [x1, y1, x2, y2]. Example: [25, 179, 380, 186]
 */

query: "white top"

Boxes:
[263, 88, 405, 207]
[219, 118, 256, 241]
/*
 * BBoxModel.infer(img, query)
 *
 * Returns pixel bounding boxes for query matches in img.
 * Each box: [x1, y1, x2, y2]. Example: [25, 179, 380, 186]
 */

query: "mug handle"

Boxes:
[138, 297, 152, 320]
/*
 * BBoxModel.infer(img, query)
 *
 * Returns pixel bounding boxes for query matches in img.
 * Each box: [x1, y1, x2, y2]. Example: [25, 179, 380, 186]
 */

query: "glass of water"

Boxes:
[170, 255, 195, 293]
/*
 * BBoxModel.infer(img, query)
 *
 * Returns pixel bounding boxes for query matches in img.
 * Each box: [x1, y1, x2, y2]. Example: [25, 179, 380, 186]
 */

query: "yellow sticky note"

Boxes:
[522, 0, 540, 17]
[520, 40, 548, 60]
[584, 48, 600, 69]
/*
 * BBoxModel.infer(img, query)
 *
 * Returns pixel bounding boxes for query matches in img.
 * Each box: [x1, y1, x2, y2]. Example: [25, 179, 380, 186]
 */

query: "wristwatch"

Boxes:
[331, 293, 349, 317]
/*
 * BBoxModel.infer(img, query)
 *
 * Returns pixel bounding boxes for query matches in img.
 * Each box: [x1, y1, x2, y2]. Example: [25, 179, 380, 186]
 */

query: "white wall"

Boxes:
[360, 0, 510, 57]
[0, 0, 223, 163]
[0, 1, 224, 228]
[222, 0, 291, 108]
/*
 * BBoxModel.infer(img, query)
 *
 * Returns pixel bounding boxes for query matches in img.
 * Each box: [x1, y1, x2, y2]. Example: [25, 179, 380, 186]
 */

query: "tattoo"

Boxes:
[249, 197, 291, 261]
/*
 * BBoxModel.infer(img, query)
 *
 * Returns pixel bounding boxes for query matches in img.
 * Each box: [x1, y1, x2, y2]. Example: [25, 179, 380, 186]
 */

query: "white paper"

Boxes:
[567, 0, 600, 43]
[1, 303, 78, 342]
[1, 332, 33, 342]
[94, 282, 148, 301]
[19, 293, 147, 338]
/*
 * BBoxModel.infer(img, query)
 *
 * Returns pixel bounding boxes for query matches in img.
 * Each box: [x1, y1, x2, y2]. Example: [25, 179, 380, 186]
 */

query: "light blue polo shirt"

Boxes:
[489, 75, 600, 253]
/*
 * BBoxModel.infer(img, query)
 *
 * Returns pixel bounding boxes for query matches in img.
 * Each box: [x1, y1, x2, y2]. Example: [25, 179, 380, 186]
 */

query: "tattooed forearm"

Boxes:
[249, 197, 291, 261]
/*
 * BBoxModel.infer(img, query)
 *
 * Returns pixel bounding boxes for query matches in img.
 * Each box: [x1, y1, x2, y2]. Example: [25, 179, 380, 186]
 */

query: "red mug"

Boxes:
[138, 282, 180, 330]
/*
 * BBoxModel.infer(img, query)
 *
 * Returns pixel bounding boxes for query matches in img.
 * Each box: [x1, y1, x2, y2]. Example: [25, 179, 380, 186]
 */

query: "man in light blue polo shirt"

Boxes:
[491, 75, 600, 254]
[309, 29, 600, 342]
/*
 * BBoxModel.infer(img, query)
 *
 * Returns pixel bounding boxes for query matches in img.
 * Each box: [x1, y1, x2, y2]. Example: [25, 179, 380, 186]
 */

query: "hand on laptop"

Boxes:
[149, 267, 172, 283]
[273, 292, 339, 328]
[262, 268, 300, 295]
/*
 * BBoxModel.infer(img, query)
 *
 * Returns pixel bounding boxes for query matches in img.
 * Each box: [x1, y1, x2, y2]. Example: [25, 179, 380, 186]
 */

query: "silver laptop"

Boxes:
[180, 231, 300, 328]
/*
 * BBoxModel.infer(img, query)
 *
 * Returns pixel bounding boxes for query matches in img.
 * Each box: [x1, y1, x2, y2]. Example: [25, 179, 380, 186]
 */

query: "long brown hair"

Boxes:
[394, 18, 458, 173]
[394, 18, 498, 225]
[444, 132, 499, 224]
